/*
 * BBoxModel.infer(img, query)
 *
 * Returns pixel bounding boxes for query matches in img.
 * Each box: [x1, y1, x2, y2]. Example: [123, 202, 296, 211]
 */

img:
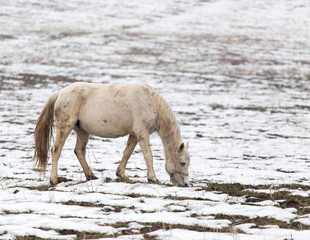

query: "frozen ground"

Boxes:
[1, 0, 310, 239]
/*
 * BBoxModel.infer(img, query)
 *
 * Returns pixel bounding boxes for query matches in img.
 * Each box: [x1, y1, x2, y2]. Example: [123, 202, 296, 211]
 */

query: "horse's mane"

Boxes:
[154, 90, 180, 139]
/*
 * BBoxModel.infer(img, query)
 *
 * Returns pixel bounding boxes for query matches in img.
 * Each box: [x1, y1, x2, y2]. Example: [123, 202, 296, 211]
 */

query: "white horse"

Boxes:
[33, 82, 190, 187]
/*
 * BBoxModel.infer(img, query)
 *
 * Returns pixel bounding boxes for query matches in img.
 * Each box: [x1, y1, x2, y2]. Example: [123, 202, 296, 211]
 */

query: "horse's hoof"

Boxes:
[116, 168, 125, 178]
[117, 176, 130, 183]
[116, 171, 127, 180]
[86, 175, 98, 181]
[50, 180, 58, 186]
[148, 178, 160, 184]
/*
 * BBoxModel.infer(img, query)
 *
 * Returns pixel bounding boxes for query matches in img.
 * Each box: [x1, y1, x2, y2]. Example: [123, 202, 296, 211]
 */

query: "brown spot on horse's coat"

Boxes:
[59, 131, 64, 138]
[55, 106, 73, 129]
[54, 108, 60, 118]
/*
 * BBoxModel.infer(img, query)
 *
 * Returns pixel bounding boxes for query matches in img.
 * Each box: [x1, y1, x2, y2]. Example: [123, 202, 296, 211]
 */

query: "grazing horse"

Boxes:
[33, 82, 190, 187]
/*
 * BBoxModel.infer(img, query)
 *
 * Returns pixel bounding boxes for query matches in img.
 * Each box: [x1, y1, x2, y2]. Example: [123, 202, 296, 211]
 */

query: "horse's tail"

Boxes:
[33, 91, 59, 172]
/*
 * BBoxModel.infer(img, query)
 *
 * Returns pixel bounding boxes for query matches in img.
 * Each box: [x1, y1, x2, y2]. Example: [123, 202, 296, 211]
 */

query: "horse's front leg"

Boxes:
[50, 127, 71, 186]
[137, 133, 159, 184]
[116, 135, 138, 179]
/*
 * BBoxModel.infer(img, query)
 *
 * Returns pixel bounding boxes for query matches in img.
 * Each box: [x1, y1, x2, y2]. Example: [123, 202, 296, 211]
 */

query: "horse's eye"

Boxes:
[180, 162, 186, 166]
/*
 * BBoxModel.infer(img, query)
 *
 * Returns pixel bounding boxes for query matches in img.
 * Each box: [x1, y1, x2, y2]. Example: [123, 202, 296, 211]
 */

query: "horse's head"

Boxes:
[166, 142, 190, 187]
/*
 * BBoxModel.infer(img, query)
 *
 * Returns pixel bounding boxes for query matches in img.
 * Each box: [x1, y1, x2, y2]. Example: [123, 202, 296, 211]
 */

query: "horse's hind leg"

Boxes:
[116, 135, 138, 179]
[74, 126, 98, 181]
[50, 127, 72, 186]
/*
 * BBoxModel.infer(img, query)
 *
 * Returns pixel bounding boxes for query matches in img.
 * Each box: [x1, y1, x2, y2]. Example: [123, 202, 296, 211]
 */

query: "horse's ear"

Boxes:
[185, 142, 189, 150]
[178, 143, 184, 153]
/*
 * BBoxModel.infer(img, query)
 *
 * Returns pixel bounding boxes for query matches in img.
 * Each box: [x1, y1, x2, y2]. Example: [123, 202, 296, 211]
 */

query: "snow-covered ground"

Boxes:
[1, 0, 310, 239]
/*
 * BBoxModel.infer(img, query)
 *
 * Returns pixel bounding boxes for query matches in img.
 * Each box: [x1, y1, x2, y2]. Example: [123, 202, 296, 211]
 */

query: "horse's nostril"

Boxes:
[184, 183, 188, 187]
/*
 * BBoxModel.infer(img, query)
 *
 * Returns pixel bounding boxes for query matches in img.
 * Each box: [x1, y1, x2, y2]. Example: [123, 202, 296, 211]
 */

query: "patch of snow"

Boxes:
[1, 0, 310, 239]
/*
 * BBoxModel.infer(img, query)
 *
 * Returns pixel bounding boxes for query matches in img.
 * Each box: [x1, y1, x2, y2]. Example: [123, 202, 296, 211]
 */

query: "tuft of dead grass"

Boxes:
[203, 183, 310, 216]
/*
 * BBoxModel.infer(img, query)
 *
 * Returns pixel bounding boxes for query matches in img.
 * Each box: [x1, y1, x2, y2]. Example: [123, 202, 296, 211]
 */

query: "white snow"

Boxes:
[1, 0, 310, 239]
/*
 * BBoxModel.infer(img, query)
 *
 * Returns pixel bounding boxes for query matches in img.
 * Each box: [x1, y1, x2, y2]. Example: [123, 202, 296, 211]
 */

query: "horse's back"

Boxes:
[55, 82, 159, 138]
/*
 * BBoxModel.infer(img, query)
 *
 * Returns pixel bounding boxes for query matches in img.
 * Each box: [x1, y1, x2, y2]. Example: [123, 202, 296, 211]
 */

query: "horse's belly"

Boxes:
[83, 123, 130, 138]
[78, 106, 133, 138]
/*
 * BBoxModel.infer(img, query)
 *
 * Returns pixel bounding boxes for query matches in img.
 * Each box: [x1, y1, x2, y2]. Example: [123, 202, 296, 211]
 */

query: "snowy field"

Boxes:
[1, 0, 310, 239]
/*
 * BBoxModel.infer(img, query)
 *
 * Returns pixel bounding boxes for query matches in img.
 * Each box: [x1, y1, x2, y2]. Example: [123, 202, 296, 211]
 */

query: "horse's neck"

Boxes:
[158, 116, 183, 162]
[156, 93, 182, 162]
[161, 132, 182, 162]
